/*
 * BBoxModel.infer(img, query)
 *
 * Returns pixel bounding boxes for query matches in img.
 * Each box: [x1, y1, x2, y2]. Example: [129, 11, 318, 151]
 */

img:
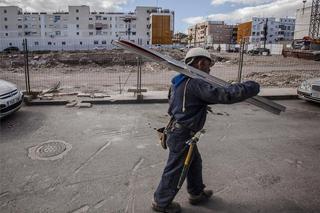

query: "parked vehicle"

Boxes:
[247, 48, 270, 56]
[0, 79, 24, 118]
[3, 46, 20, 53]
[227, 47, 240, 53]
[297, 78, 320, 103]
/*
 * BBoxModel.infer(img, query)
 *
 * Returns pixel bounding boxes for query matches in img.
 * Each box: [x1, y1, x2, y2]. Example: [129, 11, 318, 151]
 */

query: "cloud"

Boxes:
[183, 0, 303, 26]
[0, 0, 128, 12]
[211, 0, 273, 5]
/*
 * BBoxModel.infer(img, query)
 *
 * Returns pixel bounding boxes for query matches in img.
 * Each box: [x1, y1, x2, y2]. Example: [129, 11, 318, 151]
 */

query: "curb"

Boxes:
[23, 94, 298, 106]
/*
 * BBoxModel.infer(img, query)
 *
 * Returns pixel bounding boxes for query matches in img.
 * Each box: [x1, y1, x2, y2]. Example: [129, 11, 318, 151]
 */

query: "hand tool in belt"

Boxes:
[177, 129, 206, 189]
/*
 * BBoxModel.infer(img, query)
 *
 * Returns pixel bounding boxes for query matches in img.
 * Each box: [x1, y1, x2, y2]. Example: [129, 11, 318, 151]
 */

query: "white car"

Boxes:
[297, 78, 320, 103]
[0, 79, 24, 118]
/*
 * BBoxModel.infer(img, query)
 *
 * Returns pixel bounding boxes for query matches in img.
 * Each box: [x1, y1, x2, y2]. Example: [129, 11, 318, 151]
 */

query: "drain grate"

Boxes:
[28, 140, 72, 160]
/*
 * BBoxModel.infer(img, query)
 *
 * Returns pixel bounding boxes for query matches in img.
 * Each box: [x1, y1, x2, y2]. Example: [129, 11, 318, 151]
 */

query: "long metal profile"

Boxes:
[111, 39, 286, 115]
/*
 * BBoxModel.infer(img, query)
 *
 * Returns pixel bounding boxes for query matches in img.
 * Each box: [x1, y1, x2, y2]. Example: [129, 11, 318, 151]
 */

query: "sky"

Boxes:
[0, 0, 311, 33]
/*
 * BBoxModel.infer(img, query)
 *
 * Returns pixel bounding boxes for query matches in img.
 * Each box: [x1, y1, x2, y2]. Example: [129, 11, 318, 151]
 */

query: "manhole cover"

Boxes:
[28, 140, 72, 160]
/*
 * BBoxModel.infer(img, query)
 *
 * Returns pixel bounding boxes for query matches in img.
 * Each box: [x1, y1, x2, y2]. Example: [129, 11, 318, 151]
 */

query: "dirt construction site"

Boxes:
[1, 48, 320, 96]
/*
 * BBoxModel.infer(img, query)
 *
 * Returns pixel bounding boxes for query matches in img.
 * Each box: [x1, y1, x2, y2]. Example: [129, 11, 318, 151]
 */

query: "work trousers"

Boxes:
[154, 126, 205, 207]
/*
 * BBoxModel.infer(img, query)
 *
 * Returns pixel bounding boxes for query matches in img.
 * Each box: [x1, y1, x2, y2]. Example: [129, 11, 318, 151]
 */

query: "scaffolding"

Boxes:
[309, 0, 320, 39]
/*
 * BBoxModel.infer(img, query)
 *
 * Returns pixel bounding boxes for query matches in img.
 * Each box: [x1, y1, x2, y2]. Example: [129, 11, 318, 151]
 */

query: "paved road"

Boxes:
[1, 100, 320, 213]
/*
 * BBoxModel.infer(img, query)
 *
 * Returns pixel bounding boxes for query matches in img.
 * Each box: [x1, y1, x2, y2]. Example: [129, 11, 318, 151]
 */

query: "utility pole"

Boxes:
[303, 0, 307, 14]
[263, 18, 268, 49]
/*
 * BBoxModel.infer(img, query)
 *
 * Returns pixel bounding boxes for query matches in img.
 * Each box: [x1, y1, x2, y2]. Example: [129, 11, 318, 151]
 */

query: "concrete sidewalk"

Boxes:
[1, 100, 319, 213]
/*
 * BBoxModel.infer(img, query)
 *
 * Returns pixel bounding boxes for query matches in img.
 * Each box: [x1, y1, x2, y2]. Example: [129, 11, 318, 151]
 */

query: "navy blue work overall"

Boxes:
[154, 74, 260, 207]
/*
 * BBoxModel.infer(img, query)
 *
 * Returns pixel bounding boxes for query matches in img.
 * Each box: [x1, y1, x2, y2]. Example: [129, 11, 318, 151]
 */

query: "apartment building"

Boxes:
[187, 21, 234, 47]
[0, 5, 174, 51]
[249, 17, 295, 44]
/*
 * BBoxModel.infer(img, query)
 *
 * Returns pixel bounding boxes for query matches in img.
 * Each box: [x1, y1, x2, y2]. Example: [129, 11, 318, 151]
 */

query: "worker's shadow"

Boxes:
[182, 196, 249, 213]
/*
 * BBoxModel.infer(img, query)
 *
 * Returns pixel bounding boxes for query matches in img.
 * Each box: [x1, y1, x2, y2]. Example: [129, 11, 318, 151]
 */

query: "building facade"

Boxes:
[187, 21, 234, 47]
[294, 6, 312, 39]
[0, 5, 174, 51]
[249, 17, 295, 44]
[150, 12, 174, 45]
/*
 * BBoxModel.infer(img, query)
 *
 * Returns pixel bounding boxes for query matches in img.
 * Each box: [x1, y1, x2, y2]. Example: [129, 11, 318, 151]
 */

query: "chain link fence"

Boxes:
[1, 39, 320, 98]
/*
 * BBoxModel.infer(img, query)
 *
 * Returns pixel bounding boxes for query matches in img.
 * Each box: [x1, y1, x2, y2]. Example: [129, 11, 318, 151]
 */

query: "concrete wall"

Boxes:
[294, 6, 311, 39]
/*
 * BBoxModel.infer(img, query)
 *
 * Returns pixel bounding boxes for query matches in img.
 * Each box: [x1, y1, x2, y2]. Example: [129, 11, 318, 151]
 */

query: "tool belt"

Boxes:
[156, 118, 195, 150]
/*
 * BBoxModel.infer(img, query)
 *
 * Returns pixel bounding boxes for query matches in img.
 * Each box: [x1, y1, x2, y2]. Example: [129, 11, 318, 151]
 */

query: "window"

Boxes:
[76, 9, 79, 13]
[103, 17, 108, 20]
[96, 16, 101, 20]
[94, 40, 99, 45]
[146, 32, 149, 36]
[102, 40, 106, 44]
[62, 41, 66, 45]
[18, 25, 22, 29]
[54, 16, 60, 22]
[80, 41, 83, 45]
[132, 32, 136, 35]
[76, 24, 79, 28]
[48, 42, 52, 45]
[147, 17, 150, 21]
[76, 17, 79, 20]
[5, 25, 8, 29]
[35, 41, 39, 45]
[5, 33, 8, 36]
[4, 9, 7, 13]
[56, 31, 61, 36]
[25, 25, 28, 28]
[89, 17, 93, 20]
[76, 32, 79, 35]
[110, 24, 112, 28]
[110, 17, 112, 21]
[4, 17, 7, 21]
[89, 32, 93, 35]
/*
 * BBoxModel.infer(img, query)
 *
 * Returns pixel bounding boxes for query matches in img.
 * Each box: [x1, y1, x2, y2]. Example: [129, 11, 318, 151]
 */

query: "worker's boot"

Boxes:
[188, 189, 213, 205]
[152, 201, 181, 213]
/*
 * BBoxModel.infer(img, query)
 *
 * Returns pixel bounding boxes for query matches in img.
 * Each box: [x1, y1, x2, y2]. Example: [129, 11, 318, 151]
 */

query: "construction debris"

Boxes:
[77, 93, 91, 97]
[66, 101, 77, 108]
[41, 81, 61, 95]
[92, 93, 110, 98]
[77, 102, 92, 108]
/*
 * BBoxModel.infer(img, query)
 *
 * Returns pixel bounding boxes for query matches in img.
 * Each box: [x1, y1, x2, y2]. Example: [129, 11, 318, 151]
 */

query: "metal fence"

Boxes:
[1, 39, 320, 98]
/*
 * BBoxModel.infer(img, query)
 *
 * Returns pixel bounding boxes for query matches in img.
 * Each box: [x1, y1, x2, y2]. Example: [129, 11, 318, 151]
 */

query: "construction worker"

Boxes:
[152, 47, 260, 213]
